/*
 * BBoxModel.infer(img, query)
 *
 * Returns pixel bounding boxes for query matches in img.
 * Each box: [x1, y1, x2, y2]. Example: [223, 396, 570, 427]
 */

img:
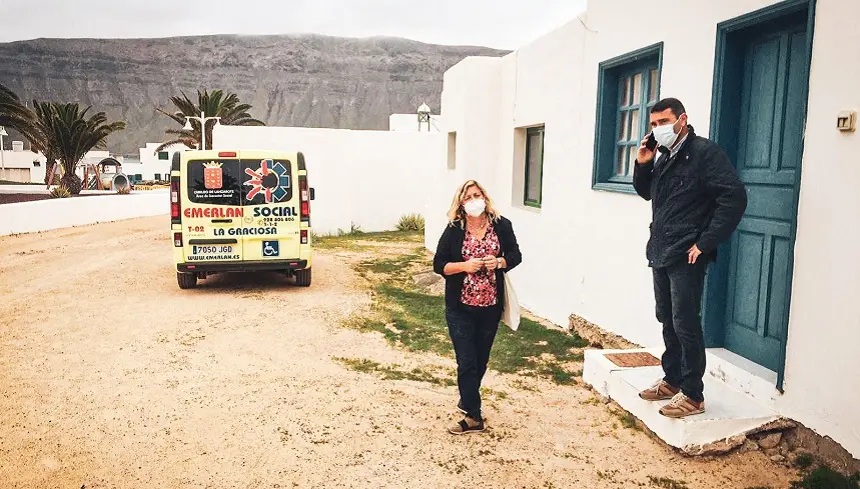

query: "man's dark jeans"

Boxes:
[653, 258, 709, 403]
[445, 303, 501, 421]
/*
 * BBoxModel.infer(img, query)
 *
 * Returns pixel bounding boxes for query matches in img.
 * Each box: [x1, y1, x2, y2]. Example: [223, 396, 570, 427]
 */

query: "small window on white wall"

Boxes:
[511, 124, 545, 210]
[524, 126, 545, 208]
[447, 131, 457, 170]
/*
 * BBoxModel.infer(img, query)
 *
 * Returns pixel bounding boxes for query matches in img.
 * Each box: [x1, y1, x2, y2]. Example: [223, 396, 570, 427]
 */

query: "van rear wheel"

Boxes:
[177, 272, 198, 289]
[295, 268, 312, 287]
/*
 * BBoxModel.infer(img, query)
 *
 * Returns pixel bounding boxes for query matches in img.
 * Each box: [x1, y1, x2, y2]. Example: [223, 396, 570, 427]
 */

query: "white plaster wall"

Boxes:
[212, 125, 444, 235]
[0, 191, 168, 236]
[430, 0, 860, 457]
[425, 57, 504, 267]
[778, 0, 860, 460]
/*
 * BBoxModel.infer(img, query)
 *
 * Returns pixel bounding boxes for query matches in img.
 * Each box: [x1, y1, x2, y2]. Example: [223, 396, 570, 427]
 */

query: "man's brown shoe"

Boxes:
[659, 393, 705, 418]
[638, 379, 680, 401]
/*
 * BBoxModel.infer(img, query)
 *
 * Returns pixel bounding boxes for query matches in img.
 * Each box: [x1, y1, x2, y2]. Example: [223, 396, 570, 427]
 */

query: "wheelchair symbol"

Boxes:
[263, 241, 279, 257]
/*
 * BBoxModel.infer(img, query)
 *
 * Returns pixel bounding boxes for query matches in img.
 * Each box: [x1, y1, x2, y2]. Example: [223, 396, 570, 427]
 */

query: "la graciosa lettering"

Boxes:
[214, 227, 278, 236]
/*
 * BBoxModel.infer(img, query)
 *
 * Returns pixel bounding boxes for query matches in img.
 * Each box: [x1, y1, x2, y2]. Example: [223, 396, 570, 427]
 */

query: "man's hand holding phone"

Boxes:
[637, 132, 658, 165]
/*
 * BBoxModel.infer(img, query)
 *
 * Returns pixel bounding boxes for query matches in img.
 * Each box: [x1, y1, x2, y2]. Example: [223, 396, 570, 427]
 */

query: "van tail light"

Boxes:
[299, 175, 311, 223]
[218, 152, 237, 158]
[173, 232, 183, 247]
[301, 229, 308, 244]
[170, 176, 181, 224]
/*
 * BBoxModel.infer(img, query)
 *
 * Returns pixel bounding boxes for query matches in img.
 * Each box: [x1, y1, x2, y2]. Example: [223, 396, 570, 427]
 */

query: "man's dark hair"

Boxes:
[651, 98, 686, 117]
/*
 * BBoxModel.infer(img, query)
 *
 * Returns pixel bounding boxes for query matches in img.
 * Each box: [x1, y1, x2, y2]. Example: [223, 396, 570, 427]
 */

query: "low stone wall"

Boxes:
[0, 190, 168, 236]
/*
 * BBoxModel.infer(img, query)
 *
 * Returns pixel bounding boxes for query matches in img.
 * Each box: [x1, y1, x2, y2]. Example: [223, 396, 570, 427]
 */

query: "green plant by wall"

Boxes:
[396, 213, 425, 232]
[791, 467, 859, 489]
[336, 222, 363, 236]
[49, 185, 71, 198]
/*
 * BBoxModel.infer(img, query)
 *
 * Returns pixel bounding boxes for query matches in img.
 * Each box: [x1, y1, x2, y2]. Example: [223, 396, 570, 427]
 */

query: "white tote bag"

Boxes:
[501, 273, 520, 331]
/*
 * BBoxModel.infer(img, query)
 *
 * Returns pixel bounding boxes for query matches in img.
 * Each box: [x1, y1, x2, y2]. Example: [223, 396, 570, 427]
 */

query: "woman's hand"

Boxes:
[482, 255, 498, 271]
[463, 258, 484, 274]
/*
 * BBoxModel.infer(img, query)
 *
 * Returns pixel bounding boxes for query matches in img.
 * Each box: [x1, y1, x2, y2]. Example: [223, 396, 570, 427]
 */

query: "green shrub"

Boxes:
[791, 467, 859, 489]
[49, 185, 71, 199]
[396, 213, 425, 232]
[336, 222, 363, 236]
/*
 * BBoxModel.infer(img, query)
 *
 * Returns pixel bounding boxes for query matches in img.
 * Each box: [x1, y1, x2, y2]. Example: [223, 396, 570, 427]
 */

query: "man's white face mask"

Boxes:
[652, 116, 684, 149]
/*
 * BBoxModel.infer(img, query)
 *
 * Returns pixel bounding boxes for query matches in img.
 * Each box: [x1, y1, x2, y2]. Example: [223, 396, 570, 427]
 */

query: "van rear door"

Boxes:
[239, 154, 301, 261]
[181, 156, 244, 263]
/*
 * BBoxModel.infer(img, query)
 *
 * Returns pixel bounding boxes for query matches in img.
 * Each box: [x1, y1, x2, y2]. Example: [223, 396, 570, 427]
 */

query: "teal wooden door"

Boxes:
[722, 21, 808, 371]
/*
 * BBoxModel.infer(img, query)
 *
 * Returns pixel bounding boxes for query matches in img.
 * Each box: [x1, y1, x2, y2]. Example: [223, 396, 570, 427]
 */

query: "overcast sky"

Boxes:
[0, 0, 587, 49]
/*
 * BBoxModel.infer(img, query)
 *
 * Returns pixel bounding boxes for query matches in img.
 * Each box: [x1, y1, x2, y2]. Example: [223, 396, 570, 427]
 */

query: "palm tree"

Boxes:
[155, 89, 265, 152]
[29, 101, 61, 185]
[31, 102, 126, 194]
[0, 83, 41, 149]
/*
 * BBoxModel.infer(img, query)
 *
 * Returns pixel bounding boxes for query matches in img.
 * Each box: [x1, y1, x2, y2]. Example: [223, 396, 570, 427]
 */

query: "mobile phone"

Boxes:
[645, 132, 658, 151]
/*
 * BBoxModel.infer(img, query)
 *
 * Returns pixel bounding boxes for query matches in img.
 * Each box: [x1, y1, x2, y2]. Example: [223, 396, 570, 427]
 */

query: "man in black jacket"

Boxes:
[633, 98, 747, 418]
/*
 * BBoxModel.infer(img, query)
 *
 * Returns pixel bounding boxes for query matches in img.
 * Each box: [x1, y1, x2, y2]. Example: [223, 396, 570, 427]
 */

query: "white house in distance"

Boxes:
[0, 140, 47, 183]
[120, 142, 190, 182]
[425, 0, 859, 459]
[0, 143, 114, 184]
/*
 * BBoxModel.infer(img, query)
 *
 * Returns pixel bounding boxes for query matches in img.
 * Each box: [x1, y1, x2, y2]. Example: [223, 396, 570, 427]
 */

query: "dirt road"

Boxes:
[0, 217, 796, 488]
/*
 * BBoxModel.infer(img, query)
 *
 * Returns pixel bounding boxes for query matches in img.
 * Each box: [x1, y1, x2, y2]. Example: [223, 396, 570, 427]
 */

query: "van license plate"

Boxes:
[192, 245, 233, 254]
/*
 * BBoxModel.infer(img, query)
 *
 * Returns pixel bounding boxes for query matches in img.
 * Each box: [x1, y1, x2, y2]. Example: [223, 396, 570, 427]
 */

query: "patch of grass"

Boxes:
[510, 379, 540, 392]
[790, 467, 859, 489]
[313, 230, 423, 250]
[794, 453, 815, 469]
[481, 387, 509, 400]
[396, 213, 425, 232]
[334, 357, 455, 387]
[597, 469, 620, 481]
[614, 410, 642, 431]
[344, 245, 589, 385]
[648, 476, 690, 489]
[357, 249, 427, 277]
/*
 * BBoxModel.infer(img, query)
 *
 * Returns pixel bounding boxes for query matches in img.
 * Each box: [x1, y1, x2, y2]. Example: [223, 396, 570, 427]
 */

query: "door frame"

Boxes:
[703, 0, 817, 392]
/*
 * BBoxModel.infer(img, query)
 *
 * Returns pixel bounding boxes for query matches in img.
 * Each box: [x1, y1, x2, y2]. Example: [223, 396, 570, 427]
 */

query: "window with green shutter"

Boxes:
[592, 43, 663, 194]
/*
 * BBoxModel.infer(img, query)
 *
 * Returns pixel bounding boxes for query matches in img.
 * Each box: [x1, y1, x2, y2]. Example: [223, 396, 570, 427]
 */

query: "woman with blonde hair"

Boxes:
[433, 179, 522, 434]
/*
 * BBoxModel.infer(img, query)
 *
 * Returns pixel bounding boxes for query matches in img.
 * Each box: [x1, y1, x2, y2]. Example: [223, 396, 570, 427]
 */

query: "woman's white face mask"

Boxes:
[463, 198, 486, 217]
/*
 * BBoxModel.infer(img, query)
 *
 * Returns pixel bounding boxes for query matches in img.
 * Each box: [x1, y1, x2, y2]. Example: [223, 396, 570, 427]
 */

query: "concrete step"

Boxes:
[705, 347, 780, 410]
[583, 348, 783, 454]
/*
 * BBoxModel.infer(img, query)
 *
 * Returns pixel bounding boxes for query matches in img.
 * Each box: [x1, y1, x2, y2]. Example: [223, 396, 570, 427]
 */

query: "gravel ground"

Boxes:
[0, 216, 797, 488]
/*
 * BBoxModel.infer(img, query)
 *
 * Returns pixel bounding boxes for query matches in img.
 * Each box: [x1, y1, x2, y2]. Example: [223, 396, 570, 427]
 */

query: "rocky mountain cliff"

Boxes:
[0, 34, 508, 154]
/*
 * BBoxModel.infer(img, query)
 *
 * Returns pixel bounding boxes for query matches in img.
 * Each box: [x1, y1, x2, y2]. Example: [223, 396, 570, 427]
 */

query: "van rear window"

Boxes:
[187, 158, 293, 206]
[187, 159, 242, 205]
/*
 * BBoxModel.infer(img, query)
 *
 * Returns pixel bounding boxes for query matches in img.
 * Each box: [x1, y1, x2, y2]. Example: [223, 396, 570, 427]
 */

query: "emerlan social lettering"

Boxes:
[253, 207, 298, 217]
[184, 207, 244, 219]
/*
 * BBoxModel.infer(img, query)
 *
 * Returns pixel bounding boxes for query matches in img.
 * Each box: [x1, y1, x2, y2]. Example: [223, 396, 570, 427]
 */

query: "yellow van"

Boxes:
[169, 150, 315, 289]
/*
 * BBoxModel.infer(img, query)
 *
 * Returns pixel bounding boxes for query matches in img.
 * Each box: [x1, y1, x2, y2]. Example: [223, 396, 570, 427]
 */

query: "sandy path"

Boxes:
[0, 216, 796, 488]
